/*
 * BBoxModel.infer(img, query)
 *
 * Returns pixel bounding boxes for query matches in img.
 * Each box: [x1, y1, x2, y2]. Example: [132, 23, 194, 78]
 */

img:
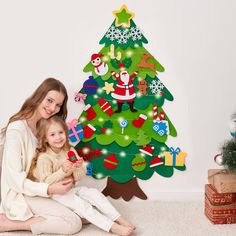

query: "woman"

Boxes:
[0, 78, 82, 235]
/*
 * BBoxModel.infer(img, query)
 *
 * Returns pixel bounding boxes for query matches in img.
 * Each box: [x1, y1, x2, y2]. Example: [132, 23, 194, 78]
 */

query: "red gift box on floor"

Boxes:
[208, 169, 236, 193]
[204, 184, 236, 224]
[205, 184, 236, 205]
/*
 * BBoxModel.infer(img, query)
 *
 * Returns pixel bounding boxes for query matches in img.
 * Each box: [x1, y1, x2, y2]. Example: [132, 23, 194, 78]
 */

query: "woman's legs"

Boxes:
[25, 196, 82, 235]
[0, 214, 44, 232]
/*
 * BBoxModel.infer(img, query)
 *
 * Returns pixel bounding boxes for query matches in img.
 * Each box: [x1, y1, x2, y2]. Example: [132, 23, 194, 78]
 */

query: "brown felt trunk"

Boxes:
[102, 177, 147, 201]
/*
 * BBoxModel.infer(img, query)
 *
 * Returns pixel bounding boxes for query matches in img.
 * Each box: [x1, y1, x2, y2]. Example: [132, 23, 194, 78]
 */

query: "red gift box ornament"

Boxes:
[98, 98, 114, 116]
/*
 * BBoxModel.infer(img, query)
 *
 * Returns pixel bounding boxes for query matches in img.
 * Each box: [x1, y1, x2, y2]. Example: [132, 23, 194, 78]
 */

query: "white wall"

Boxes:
[1, 0, 236, 201]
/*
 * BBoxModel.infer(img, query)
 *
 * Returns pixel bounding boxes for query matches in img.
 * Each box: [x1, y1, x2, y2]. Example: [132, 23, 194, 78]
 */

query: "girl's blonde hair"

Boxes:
[27, 115, 71, 181]
[1, 78, 68, 137]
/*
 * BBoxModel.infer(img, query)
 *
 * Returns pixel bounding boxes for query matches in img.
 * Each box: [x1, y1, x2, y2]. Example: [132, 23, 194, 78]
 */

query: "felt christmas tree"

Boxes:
[74, 5, 186, 201]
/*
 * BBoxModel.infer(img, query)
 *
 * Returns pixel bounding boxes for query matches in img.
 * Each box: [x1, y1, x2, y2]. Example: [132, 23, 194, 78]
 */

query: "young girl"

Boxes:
[0, 78, 82, 235]
[28, 115, 135, 236]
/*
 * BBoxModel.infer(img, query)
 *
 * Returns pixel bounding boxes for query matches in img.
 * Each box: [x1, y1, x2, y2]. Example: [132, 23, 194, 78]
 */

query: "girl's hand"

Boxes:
[73, 158, 83, 168]
[62, 160, 73, 173]
[47, 178, 73, 195]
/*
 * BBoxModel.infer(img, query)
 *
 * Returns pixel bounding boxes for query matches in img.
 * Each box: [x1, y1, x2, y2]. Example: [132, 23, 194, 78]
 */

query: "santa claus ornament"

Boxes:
[91, 53, 109, 76]
[111, 66, 138, 113]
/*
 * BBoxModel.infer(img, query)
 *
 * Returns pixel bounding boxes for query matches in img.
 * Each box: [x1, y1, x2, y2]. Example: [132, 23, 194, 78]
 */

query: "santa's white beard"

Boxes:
[120, 74, 130, 84]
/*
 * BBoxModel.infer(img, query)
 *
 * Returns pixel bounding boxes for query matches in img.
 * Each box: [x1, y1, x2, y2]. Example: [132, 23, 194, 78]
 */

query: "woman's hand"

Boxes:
[47, 178, 73, 195]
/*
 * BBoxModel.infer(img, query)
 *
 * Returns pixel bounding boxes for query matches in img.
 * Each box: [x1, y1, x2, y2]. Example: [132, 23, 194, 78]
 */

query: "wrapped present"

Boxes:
[67, 119, 84, 143]
[152, 120, 169, 136]
[208, 169, 236, 193]
[164, 147, 187, 166]
[205, 195, 236, 224]
[205, 184, 236, 206]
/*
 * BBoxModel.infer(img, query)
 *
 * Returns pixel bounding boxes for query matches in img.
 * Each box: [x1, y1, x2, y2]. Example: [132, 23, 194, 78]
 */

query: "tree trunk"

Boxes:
[102, 177, 147, 201]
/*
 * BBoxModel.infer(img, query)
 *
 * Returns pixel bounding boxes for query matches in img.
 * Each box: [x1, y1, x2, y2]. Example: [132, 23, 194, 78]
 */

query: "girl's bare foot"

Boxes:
[116, 216, 136, 230]
[110, 222, 133, 236]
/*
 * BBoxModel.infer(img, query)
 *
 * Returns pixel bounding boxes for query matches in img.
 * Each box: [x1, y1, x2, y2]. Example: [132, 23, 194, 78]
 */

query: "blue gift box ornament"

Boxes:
[152, 120, 169, 136]
[67, 119, 84, 143]
[86, 163, 93, 176]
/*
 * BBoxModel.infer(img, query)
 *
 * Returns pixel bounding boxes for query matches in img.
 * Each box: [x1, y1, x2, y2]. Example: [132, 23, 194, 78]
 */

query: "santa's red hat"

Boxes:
[139, 145, 155, 156]
[150, 156, 163, 167]
[91, 53, 104, 61]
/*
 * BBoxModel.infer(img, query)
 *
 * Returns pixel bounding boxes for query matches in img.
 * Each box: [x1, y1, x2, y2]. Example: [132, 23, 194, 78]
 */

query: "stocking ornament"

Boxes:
[84, 124, 96, 139]
[132, 114, 147, 128]
[84, 104, 96, 120]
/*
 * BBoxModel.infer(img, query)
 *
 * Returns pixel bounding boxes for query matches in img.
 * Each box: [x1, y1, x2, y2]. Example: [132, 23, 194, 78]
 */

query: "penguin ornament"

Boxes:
[91, 53, 109, 76]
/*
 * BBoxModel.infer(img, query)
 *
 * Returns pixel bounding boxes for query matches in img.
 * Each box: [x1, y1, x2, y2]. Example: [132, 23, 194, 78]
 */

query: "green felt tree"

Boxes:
[75, 5, 186, 201]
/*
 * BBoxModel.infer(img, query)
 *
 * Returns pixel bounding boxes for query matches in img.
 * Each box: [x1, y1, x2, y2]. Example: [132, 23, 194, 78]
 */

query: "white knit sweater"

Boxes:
[0, 120, 49, 220]
[33, 147, 86, 185]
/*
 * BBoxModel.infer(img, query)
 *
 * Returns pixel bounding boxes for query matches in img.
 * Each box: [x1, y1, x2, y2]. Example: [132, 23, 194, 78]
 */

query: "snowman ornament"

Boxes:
[91, 53, 109, 76]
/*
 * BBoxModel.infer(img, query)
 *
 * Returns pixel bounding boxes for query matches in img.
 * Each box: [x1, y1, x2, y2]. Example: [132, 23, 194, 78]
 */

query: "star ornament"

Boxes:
[112, 5, 135, 28]
[103, 82, 115, 94]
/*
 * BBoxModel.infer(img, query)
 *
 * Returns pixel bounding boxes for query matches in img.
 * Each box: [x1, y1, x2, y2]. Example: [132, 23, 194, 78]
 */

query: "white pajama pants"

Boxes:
[52, 186, 121, 232]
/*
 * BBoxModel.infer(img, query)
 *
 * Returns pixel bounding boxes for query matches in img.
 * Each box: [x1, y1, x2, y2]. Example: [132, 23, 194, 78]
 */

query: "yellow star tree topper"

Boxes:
[112, 4, 135, 28]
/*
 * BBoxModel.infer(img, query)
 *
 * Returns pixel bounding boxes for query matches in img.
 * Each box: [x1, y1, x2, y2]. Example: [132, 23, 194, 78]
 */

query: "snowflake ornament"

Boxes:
[130, 27, 142, 41]
[106, 26, 117, 41]
[149, 80, 164, 94]
[105, 25, 143, 45]
[116, 28, 130, 44]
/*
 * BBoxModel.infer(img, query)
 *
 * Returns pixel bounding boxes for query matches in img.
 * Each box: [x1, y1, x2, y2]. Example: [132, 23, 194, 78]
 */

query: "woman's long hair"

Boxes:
[27, 115, 71, 181]
[1, 78, 68, 137]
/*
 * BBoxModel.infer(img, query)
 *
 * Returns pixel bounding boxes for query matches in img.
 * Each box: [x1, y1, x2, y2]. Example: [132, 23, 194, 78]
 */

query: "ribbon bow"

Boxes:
[169, 147, 181, 166]
[74, 92, 87, 102]
[67, 119, 78, 130]
[67, 119, 82, 141]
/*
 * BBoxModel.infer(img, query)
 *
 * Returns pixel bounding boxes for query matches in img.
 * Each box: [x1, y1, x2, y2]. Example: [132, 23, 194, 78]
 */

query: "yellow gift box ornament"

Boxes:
[164, 147, 187, 166]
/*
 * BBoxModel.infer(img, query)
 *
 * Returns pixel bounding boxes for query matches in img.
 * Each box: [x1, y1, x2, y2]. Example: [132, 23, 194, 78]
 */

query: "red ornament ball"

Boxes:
[104, 154, 118, 169]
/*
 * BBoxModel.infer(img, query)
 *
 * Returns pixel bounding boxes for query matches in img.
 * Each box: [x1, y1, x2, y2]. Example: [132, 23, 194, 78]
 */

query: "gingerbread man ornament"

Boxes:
[137, 80, 148, 96]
